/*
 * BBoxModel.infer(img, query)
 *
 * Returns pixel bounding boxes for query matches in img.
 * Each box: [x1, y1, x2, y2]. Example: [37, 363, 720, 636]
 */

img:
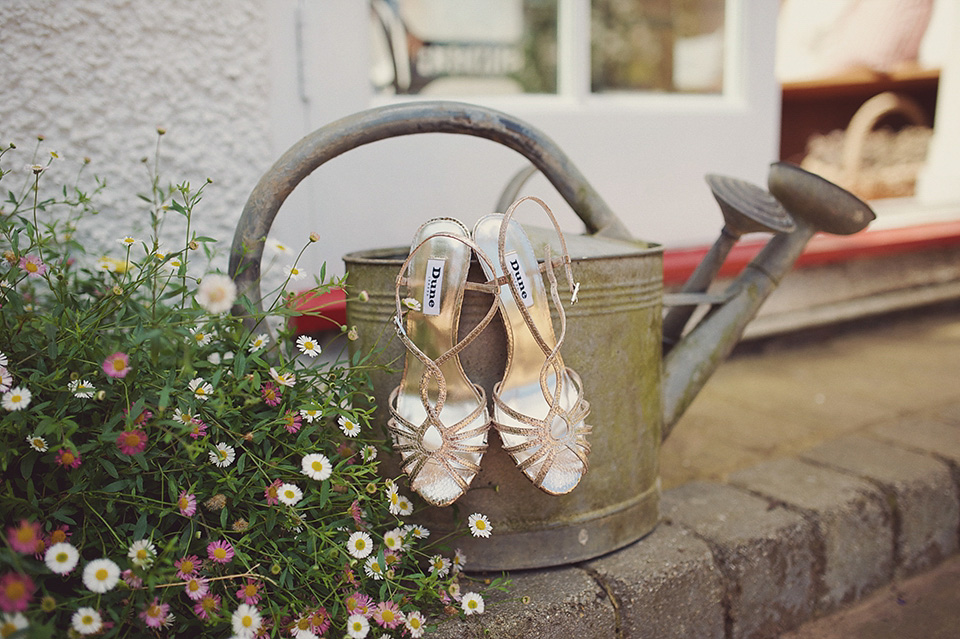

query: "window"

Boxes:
[369, 0, 726, 97]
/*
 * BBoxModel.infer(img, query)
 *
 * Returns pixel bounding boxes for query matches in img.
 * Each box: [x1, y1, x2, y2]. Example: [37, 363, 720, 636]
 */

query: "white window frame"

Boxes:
[266, 0, 780, 274]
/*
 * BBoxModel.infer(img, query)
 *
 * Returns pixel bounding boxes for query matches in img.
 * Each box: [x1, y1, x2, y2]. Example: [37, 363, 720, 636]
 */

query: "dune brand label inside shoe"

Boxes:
[422, 258, 446, 316]
[505, 251, 534, 308]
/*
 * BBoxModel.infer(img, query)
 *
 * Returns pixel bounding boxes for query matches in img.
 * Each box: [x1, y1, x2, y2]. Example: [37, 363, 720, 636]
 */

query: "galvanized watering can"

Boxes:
[230, 102, 875, 571]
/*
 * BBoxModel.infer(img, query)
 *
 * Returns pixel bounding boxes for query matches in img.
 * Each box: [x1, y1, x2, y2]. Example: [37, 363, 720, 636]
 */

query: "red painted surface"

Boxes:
[290, 220, 960, 333]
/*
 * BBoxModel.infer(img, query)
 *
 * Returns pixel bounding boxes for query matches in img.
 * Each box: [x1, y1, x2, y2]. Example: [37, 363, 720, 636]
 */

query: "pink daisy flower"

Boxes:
[116, 429, 148, 455]
[125, 407, 153, 425]
[55, 448, 82, 469]
[19, 254, 47, 279]
[6, 520, 41, 555]
[183, 576, 209, 601]
[121, 569, 143, 588]
[194, 593, 221, 620]
[0, 572, 34, 612]
[102, 352, 131, 378]
[349, 500, 365, 529]
[310, 607, 331, 635]
[264, 479, 282, 506]
[235, 578, 262, 605]
[48, 525, 71, 545]
[139, 598, 170, 629]
[344, 591, 374, 618]
[174, 555, 200, 580]
[373, 601, 404, 629]
[177, 491, 197, 517]
[282, 410, 302, 434]
[261, 382, 281, 406]
[188, 419, 208, 439]
[206, 540, 234, 564]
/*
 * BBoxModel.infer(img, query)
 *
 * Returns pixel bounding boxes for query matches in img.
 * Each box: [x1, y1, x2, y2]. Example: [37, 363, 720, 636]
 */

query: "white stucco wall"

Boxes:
[1, 0, 272, 270]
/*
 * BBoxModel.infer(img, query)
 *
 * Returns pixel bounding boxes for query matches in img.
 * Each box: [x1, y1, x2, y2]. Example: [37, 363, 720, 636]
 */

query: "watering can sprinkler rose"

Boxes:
[230, 102, 874, 571]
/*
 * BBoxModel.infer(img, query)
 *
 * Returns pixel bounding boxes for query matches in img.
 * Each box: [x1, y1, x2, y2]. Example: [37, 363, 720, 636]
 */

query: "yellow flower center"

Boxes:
[178, 497, 189, 511]
[11, 394, 22, 403]
[311, 461, 323, 472]
[125, 434, 141, 448]
[468, 600, 478, 609]
[284, 490, 294, 499]
[16, 527, 33, 543]
[95, 568, 108, 581]
[214, 548, 226, 560]
[31, 438, 43, 448]
[180, 560, 193, 573]
[25, 262, 38, 273]
[61, 452, 74, 465]
[50, 530, 66, 544]
[81, 615, 94, 625]
[202, 597, 216, 611]
[56, 552, 68, 563]
[241, 615, 253, 628]
[112, 359, 125, 372]
[382, 610, 395, 622]
[410, 617, 421, 629]
[1, 621, 17, 637]
[244, 584, 258, 597]
[136, 549, 148, 559]
[188, 580, 199, 591]
[4, 581, 23, 601]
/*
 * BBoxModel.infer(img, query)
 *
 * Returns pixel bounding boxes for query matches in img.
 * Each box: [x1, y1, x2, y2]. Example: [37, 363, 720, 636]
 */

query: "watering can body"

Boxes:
[230, 101, 874, 572]
[344, 230, 663, 569]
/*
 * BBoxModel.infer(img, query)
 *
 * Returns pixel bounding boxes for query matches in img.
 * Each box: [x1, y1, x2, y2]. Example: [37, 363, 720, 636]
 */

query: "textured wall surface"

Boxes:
[1, 0, 272, 270]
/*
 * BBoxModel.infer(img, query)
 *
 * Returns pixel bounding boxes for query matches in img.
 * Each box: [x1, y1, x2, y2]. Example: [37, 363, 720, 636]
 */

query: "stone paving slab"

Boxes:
[800, 434, 959, 577]
[583, 521, 725, 639]
[432, 565, 616, 639]
[660, 482, 817, 639]
[728, 457, 893, 612]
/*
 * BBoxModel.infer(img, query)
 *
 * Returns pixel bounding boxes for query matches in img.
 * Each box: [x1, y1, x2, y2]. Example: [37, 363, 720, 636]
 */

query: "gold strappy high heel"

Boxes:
[388, 218, 500, 507]
[473, 197, 591, 495]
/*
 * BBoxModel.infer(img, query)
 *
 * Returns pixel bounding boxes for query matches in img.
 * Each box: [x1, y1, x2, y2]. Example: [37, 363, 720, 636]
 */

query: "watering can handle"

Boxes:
[229, 101, 631, 314]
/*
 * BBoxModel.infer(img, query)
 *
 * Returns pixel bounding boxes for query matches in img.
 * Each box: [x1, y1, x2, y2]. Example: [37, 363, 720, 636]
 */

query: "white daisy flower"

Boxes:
[127, 539, 157, 568]
[346, 613, 369, 639]
[166, 256, 184, 271]
[429, 554, 451, 578]
[383, 528, 405, 553]
[189, 327, 213, 347]
[172, 408, 196, 424]
[401, 297, 421, 312]
[404, 524, 430, 540]
[248, 333, 270, 352]
[95, 256, 113, 271]
[45, 542, 80, 574]
[68, 379, 95, 398]
[300, 453, 332, 481]
[404, 610, 425, 638]
[284, 264, 307, 281]
[189, 377, 214, 401]
[269, 367, 296, 387]
[396, 494, 414, 516]
[338, 415, 361, 437]
[2, 386, 31, 411]
[265, 238, 292, 255]
[277, 482, 303, 506]
[360, 445, 378, 462]
[0, 352, 7, 367]
[300, 407, 321, 423]
[209, 443, 236, 468]
[118, 236, 137, 247]
[82, 558, 120, 593]
[72, 607, 103, 635]
[196, 273, 237, 314]
[461, 592, 485, 615]
[386, 487, 402, 515]
[363, 555, 384, 581]
[295, 335, 321, 358]
[0, 367, 12, 393]
[1, 613, 28, 636]
[468, 513, 492, 538]
[452, 548, 467, 573]
[231, 603, 262, 638]
[26, 434, 48, 452]
[346, 531, 373, 559]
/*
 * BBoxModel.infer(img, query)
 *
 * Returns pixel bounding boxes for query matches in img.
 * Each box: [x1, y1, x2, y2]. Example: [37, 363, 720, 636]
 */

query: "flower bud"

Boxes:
[309, 231, 320, 243]
[189, 240, 199, 250]
[94, 390, 106, 401]
[347, 326, 359, 341]
[204, 494, 227, 511]
[243, 432, 254, 442]
[157, 127, 166, 135]
[357, 290, 369, 302]
[232, 518, 249, 532]
[270, 563, 282, 574]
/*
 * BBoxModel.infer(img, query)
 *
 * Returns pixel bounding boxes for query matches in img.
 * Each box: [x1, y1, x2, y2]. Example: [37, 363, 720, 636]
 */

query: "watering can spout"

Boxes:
[661, 162, 875, 440]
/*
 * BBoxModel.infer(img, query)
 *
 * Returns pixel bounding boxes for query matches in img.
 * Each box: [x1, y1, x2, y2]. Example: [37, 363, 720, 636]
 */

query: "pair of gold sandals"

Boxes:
[388, 196, 592, 508]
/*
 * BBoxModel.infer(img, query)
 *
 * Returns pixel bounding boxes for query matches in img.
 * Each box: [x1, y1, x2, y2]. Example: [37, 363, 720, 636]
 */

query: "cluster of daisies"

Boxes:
[0, 144, 502, 639]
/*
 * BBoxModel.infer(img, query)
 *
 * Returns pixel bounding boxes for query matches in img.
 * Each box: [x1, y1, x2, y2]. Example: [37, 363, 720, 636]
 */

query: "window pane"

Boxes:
[591, 0, 725, 94]
[370, 0, 558, 95]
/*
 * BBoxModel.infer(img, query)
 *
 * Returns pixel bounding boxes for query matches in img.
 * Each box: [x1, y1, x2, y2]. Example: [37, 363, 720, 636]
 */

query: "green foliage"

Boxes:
[0, 136, 503, 638]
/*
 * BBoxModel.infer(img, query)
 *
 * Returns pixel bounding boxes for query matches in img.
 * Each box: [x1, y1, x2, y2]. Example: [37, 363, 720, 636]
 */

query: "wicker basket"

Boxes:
[801, 91, 933, 200]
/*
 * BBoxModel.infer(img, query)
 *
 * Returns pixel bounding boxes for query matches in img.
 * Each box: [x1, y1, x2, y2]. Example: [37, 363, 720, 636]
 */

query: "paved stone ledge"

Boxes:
[434, 405, 960, 638]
